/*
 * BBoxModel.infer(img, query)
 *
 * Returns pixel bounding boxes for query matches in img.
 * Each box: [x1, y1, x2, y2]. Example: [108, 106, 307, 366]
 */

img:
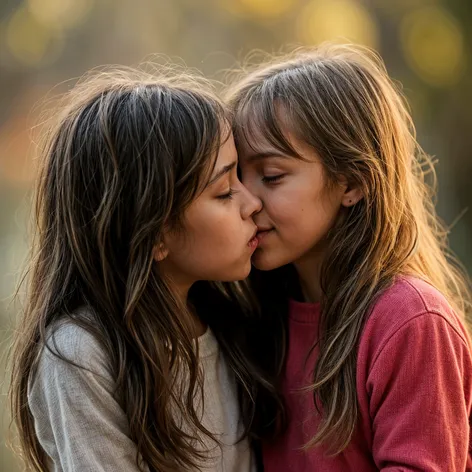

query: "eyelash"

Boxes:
[262, 174, 285, 184]
[217, 188, 235, 200]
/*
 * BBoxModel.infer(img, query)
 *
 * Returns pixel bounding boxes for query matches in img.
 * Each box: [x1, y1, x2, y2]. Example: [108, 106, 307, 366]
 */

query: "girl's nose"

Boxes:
[241, 183, 262, 219]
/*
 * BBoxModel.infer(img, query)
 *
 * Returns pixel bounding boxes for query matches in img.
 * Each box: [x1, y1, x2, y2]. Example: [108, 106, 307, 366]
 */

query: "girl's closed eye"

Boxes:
[217, 188, 239, 200]
[262, 174, 286, 184]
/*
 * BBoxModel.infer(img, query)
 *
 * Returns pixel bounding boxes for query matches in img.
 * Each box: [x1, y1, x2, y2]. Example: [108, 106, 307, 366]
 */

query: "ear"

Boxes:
[152, 241, 169, 262]
[340, 179, 363, 208]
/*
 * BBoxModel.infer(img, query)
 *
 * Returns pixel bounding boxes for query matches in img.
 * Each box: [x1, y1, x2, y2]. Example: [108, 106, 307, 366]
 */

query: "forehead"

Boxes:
[235, 126, 272, 157]
[233, 100, 304, 161]
[194, 121, 232, 191]
[213, 130, 237, 167]
[235, 121, 315, 166]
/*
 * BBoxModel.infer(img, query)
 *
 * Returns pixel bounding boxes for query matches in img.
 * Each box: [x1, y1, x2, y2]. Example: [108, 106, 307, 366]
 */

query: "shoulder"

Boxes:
[359, 276, 471, 364]
[26, 311, 146, 471]
[47, 310, 108, 366]
[29, 308, 113, 396]
[365, 276, 468, 339]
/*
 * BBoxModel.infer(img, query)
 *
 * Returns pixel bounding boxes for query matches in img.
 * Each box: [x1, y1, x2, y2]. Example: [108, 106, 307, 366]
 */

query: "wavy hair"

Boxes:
[9, 64, 265, 471]
[226, 43, 471, 453]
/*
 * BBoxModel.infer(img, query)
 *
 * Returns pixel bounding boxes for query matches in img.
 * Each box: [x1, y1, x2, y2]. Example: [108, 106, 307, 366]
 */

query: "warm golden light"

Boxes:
[401, 6, 465, 87]
[5, 7, 59, 66]
[27, 0, 94, 30]
[297, 0, 378, 49]
[225, 0, 297, 19]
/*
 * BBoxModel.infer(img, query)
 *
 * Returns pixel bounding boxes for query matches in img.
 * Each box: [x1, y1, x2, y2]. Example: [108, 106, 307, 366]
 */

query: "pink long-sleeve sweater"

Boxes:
[262, 277, 472, 471]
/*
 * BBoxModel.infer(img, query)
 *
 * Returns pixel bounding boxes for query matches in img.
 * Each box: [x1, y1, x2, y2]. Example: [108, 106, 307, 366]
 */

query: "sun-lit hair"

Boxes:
[225, 42, 471, 453]
[8, 63, 263, 472]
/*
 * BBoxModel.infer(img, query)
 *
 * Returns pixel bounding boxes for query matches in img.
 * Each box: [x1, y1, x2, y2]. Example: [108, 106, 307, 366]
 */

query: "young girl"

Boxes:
[9, 66, 263, 471]
[226, 43, 472, 471]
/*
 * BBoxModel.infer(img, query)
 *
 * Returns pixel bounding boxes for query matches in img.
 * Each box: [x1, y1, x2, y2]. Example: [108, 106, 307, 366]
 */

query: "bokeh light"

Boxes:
[374, 0, 437, 15]
[401, 6, 465, 87]
[224, 0, 298, 19]
[1, 1, 472, 470]
[27, 0, 95, 30]
[297, 0, 378, 49]
[5, 7, 64, 67]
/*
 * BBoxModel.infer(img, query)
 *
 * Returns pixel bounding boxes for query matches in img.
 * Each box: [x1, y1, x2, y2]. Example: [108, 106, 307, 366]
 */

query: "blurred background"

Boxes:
[1, 0, 471, 469]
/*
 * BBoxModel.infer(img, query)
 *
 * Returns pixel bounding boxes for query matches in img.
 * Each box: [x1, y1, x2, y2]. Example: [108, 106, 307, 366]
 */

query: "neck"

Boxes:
[186, 299, 207, 337]
[294, 246, 325, 303]
[164, 274, 207, 338]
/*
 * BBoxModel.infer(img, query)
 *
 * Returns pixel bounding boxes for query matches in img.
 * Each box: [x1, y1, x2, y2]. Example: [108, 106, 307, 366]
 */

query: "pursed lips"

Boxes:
[255, 226, 274, 244]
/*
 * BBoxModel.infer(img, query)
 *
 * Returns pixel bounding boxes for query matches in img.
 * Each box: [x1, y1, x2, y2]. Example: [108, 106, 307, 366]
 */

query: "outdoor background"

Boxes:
[1, 0, 471, 469]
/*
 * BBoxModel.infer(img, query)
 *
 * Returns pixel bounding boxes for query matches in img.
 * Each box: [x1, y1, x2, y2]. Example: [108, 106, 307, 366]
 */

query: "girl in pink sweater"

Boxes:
[226, 43, 472, 471]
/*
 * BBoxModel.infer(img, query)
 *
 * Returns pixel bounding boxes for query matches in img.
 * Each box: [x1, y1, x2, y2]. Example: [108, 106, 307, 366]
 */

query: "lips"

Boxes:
[255, 227, 274, 244]
[256, 226, 272, 233]
[247, 227, 259, 250]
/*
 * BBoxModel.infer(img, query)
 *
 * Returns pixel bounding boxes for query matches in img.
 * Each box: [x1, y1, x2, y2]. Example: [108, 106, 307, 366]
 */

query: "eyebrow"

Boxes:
[208, 161, 237, 185]
[244, 150, 291, 161]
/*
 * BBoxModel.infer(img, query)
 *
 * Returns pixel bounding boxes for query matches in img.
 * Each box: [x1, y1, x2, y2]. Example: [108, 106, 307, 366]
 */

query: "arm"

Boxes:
[28, 323, 149, 472]
[368, 312, 472, 472]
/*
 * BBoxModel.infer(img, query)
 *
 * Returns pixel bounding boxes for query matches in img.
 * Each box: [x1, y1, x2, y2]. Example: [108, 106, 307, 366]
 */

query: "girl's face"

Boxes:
[158, 132, 261, 290]
[239, 127, 353, 271]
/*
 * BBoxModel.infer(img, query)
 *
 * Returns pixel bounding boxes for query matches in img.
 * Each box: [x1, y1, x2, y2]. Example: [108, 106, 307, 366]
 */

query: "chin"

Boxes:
[251, 252, 282, 271]
[237, 260, 253, 279]
[218, 261, 252, 282]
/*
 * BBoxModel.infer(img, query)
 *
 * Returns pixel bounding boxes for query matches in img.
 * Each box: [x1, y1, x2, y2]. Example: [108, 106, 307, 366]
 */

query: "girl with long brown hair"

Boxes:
[9, 65, 264, 471]
[227, 43, 472, 471]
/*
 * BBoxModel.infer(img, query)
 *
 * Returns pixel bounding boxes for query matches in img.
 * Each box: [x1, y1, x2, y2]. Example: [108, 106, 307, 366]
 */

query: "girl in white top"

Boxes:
[9, 66, 262, 472]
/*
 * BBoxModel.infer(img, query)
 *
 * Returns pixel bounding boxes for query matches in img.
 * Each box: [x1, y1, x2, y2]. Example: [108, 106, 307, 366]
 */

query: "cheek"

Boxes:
[266, 185, 340, 238]
[174, 205, 252, 280]
[181, 204, 243, 258]
[263, 185, 310, 225]
[184, 212, 225, 251]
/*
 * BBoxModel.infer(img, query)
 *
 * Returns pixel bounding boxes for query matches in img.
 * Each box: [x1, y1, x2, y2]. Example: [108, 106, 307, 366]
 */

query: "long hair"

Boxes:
[9, 65, 259, 471]
[226, 43, 471, 453]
